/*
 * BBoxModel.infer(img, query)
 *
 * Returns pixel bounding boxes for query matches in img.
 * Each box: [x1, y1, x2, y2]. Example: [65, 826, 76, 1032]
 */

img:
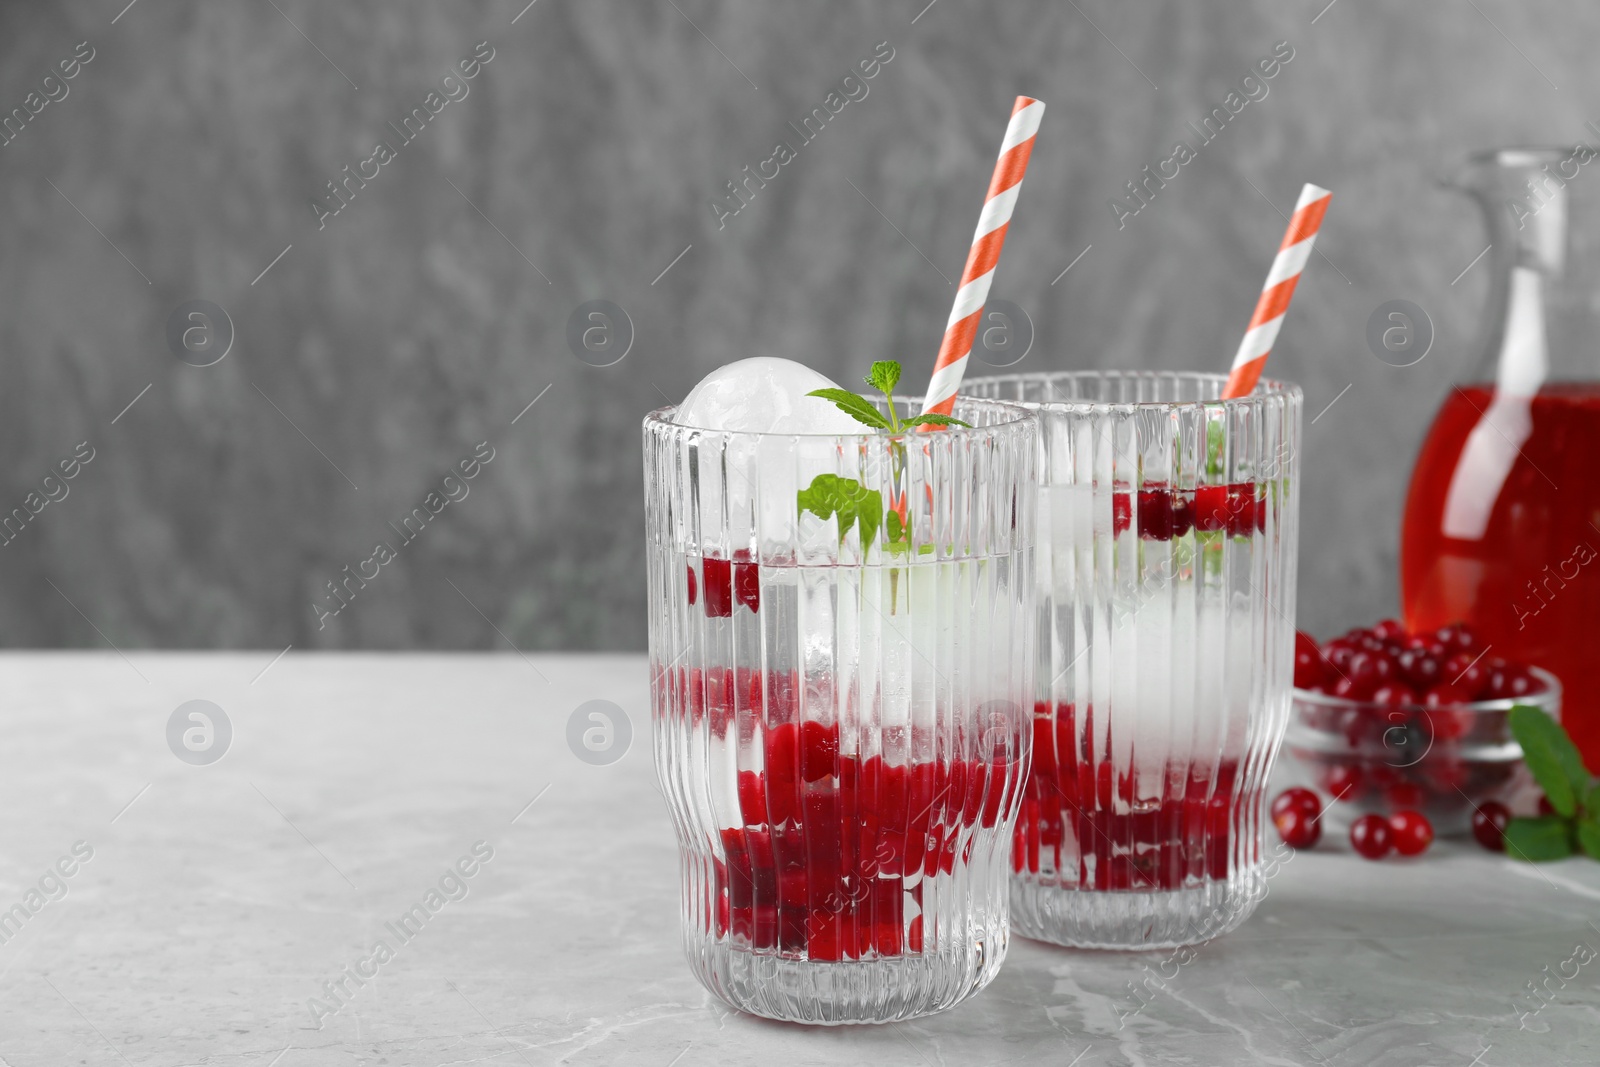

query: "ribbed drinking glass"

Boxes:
[644, 395, 1036, 1022]
[966, 371, 1301, 949]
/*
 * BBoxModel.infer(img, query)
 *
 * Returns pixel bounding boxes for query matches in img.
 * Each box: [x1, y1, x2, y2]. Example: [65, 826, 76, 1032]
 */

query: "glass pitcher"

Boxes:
[1401, 146, 1600, 766]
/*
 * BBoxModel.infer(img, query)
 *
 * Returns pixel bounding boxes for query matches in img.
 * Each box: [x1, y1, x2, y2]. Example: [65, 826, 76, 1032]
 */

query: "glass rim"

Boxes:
[643, 393, 1039, 440]
[962, 370, 1302, 412]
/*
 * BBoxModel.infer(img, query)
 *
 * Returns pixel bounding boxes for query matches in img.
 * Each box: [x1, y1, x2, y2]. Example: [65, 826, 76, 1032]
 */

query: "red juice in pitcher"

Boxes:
[1402, 383, 1600, 761]
[1400, 147, 1600, 765]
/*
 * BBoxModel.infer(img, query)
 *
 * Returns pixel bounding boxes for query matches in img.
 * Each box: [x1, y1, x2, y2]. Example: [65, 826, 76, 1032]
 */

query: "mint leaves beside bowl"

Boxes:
[1505, 704, 1600, 862]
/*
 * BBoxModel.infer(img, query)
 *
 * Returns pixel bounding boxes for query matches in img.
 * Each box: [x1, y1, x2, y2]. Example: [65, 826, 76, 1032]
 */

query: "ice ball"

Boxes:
[676, 357, 867, 435]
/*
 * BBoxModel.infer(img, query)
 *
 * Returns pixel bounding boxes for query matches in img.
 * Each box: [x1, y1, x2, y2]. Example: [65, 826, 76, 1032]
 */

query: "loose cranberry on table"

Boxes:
[1389, 810, 1434, 856]
[1274, 806, 1321, 849]
[1349, 813, 1393, 860]
[1271, 787, 1321, 821]
[1270, 789, 1322, 849]
[1470, 801, 1511, 851]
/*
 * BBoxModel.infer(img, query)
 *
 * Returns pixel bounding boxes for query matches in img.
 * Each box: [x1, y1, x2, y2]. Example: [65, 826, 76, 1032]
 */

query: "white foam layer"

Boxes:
[1039, 483, 1256, 776]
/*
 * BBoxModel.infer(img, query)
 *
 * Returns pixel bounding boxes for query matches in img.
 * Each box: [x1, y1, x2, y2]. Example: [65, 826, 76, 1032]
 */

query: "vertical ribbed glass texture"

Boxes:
[643, 396, 1038, 1022]
[965, 372, 1301, 949]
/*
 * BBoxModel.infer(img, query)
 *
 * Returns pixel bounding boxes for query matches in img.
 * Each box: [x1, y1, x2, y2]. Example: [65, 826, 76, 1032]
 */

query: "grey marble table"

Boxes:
[1, 653, 1596, 1067]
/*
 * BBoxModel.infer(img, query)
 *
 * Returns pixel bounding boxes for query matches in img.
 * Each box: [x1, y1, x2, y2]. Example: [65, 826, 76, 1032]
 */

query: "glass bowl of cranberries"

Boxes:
[1286, 620, 1561, 835]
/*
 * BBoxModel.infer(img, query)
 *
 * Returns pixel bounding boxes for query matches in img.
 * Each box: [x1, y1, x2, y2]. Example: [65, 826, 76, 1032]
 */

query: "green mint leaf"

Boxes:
[912, 414, 972, 429]
[856, 490, 881, 546]
[797, 476, 840, 522]
[805, 388, 891, 430]
[1509, 704, 1591, 818]
[1585, 781, 1600, 819]
[1504, 815, 1576, 862]
[865, 362, 903, 431]
[797, 473, 882, 547]
[866, 361, 902, 396]
[1578, 817, 1600, 862]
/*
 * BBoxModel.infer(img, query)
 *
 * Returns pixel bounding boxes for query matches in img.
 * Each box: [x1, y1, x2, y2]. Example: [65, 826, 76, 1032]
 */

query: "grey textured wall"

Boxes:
[0, 0, 1586, 650]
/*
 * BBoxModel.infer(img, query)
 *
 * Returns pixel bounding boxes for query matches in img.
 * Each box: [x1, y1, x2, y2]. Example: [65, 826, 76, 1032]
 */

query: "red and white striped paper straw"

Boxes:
[1222, 183, 1332, 399]
[919, 96, 1045, 421]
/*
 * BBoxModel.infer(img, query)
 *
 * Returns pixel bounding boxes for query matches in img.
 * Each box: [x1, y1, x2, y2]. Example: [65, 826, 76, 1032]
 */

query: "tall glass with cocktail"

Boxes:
[967, 371, 1300, 947]
[644, 96, 1048, 1022]
[645, 358, 1036, 1022]
[965, 184, 1323, 949]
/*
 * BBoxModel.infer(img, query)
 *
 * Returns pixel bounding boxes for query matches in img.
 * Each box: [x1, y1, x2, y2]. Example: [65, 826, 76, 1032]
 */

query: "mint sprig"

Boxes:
[807, 360, 971, 433]
[796, 362, 968, 565]
[1504, 704, 1600, 862]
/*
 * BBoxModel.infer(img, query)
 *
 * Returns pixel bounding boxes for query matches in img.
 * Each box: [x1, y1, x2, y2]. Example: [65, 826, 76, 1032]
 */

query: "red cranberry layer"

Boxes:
[694, 684, 1019, 961]
[693, 556, 762, 618]
[1116, 483, 1266, 542]
[1136, 485, 1195, 539]
[1194, 483, 1266, 536]
[1015, 702, 1249, 891]
[701, 558, 734, 618]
